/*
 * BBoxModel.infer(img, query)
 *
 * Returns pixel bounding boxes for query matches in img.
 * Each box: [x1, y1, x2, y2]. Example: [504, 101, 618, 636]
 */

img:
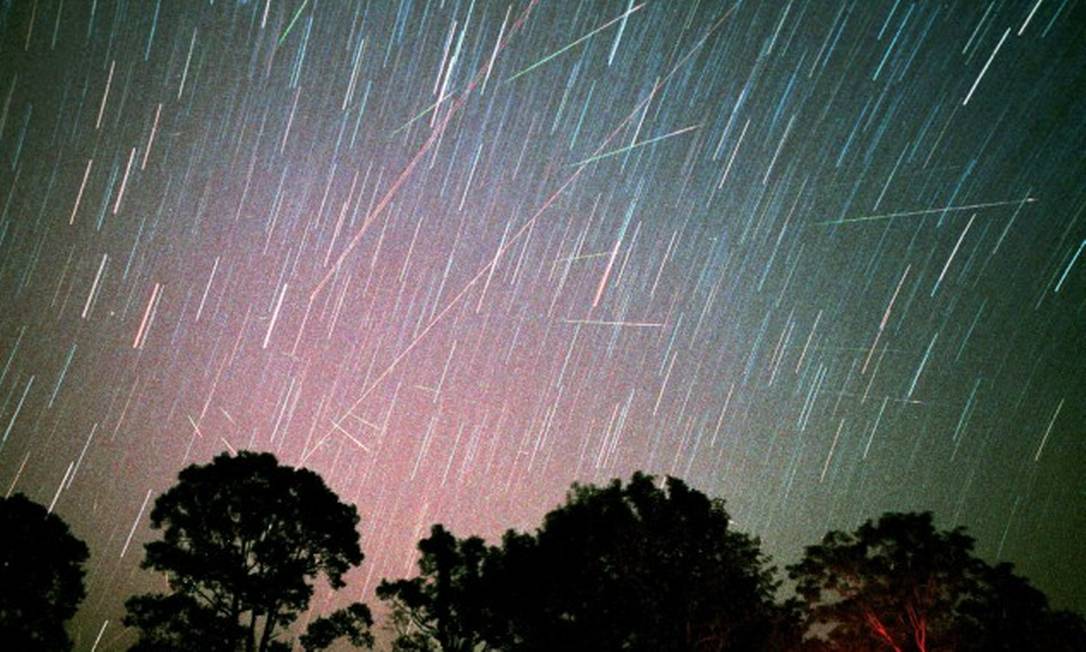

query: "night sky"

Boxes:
[1, 0, 1085, 648]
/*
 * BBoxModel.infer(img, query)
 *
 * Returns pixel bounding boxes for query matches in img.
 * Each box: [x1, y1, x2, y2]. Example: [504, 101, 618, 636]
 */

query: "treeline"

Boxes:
[1, 451, 1083, 651]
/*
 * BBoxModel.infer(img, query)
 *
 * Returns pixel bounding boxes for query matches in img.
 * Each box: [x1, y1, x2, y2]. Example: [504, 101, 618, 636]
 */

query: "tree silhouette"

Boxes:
[376, 524, 496, 652]
[493, 472, 793, 651]
[788, 511, 1086, 651]
[123, 451, 372, 652]
[956, 561, 1086, 651]
[380, 472, 795, 651]
[299, 603, 375, 652]
[124, 593, 246, 652]
[0, 493, 89, 652]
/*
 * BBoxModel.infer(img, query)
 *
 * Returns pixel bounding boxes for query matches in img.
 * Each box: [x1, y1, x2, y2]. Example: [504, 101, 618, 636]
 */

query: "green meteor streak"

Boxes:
[505, 3, 645, 83]
[569, 124, 701, 167]
[277, 0, 310, 47]
[391, 90, 456, 136]
[392, 3, 645, 134]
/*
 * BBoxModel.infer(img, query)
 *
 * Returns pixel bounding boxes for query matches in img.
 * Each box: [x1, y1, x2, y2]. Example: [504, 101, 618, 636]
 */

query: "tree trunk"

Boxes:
[258, 609, 278, 652]
[247, 610, 258, 652]
[230, 595, 243, 652]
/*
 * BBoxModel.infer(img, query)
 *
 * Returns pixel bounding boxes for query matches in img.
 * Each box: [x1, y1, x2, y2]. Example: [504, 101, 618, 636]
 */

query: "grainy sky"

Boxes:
[0, 0, 1084, 648]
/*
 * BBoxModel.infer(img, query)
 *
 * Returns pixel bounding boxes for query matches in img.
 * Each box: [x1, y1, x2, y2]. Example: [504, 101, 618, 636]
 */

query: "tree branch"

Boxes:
[863, 608, 903, 652]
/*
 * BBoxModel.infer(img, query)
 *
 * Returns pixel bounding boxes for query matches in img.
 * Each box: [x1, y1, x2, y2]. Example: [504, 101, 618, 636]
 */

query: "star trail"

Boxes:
[0, 0, 1084, 647]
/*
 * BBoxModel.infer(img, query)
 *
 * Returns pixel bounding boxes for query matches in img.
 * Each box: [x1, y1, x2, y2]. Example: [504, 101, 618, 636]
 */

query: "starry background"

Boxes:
[1, 0, 1084, 648]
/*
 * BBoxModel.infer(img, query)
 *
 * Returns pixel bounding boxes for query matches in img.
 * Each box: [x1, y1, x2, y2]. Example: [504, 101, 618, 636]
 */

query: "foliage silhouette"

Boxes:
[124, 593, 246, 652]
[493, 472, 796, 651]
[787, 511, 1086, 651]
[123, 450, 372, 652]
[48, 456, 1080, 651]
[0, 493, 89, 652]
[380, 472, 797, 652]
[377, 524, 497, 652]
[956, 561, 1086, 651]
[299, 603, 376, 651]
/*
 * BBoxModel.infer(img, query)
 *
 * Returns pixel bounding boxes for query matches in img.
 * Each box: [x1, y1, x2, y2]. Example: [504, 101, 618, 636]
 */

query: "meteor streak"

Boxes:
[505, 3, 646, 83]
[568, 124, 701, 168]
[814, 197, 1037, 225]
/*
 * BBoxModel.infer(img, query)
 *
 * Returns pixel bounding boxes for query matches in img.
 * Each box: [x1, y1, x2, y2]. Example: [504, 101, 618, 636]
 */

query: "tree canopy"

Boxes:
[379, 472, 797, 652]
[0, 493, 89, 652]
[123, 450, 372, 652]
[13, 453, 1076, 652]
[493, 472, 795, 651]
[377, 524, 497, 652]
[788, 511, 1086, 652]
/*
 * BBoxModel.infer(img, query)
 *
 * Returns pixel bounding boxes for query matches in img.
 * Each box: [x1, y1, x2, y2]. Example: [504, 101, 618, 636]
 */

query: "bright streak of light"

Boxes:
[561, 319, 665, 328]
[568, 123, 701, 167]
[120, 489, 153, 559]
[277, 0, 310, 46]
[90, 621, 109, 652]
[963, 27, 1010, 106]
[814, 197, 1037, 225]
[1034, 398, 1064, 462]
[505, 3, 646, 83]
